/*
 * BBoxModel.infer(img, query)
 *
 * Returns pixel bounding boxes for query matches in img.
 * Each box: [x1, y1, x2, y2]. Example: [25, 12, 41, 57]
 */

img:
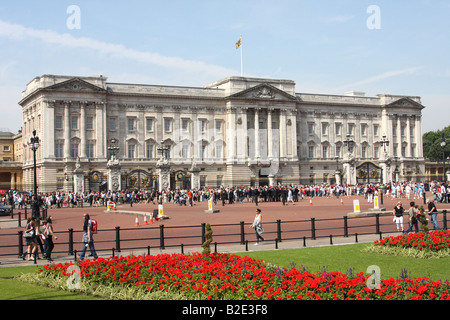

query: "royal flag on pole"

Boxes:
[235, 38, 241, 49]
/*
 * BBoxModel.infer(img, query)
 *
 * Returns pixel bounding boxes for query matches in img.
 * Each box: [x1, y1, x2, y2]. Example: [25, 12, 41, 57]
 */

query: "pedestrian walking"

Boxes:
[42, 217, 57, 262]
[23, 217, 37, 261]
[249, 208, 265, 245]
[78, 213, 98, 261]
[392, 201, 404, 232]
[406, 202, 419, 233]
[427, 199, 439, 230]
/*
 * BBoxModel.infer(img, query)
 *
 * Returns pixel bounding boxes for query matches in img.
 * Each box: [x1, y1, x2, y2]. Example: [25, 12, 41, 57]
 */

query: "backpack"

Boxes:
[90, 219, 98, 234]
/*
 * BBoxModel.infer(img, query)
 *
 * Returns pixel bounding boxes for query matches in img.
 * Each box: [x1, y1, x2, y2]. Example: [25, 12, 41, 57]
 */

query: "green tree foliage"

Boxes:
[202, 223, 213, 254]
[423, 125, 450, 162]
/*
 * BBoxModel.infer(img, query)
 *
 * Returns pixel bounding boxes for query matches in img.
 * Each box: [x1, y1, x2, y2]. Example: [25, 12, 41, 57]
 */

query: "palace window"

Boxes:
[86, 144, 94, 158]
[128, 144, 135, 158]
[55, 144, 63, 158]
[146, 118, 153, 132]
[70, 143, 79, 158]
[55, 116, 63, 130]
[86, 117, 94, 130]
[128, 118, 136, 131]
[71, 116, 79, 130]
[146, 144, 154, 158]
[164, 119, 172, 132]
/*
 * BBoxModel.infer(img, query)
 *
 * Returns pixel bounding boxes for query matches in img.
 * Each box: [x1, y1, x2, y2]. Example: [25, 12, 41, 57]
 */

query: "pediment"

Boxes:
[45, 78, 106, 93]
[228, 83, 297, 101]
[386, 97, 424, 109]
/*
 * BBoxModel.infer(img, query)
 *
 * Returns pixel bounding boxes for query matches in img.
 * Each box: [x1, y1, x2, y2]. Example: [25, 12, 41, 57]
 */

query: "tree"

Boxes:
[423, 125, 450, 162]
[418, 205, 429, 233]
[202, 223, 213, 254]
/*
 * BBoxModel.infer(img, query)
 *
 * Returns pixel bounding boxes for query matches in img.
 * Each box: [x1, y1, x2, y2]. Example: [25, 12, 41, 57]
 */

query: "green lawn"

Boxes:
[236, 243, 450, 281]
[1, 242, 449, 300]
[0, 266, 102, 300]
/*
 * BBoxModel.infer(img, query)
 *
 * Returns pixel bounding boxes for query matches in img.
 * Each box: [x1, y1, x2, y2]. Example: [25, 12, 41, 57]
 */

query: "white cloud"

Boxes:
[0, 20, 236, 79]
[334, 66, 424, 92]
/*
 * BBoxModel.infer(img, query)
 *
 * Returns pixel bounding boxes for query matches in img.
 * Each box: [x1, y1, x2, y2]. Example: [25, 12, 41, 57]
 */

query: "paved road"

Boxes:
[1, 194, 448, 267]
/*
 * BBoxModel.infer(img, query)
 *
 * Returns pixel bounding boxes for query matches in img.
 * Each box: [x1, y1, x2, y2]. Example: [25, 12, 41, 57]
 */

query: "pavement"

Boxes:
[1, 194, 448, 268]
[0, 231, 397, 268]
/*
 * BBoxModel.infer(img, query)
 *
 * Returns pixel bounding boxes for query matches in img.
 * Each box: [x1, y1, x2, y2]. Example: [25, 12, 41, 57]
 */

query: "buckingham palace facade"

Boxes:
[19, 74, 426, 193]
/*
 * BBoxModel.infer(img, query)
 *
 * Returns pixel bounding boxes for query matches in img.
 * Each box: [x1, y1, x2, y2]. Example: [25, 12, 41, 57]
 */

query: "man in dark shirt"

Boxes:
[427, 200, 439, 230]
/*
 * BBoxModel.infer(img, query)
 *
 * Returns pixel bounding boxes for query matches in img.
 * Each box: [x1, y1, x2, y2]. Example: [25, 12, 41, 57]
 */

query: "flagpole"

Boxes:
[240, 35, 243, 76]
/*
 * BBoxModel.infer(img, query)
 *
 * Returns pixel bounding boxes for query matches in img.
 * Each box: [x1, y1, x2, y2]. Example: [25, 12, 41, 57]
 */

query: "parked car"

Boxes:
[0, 203, 12, 216]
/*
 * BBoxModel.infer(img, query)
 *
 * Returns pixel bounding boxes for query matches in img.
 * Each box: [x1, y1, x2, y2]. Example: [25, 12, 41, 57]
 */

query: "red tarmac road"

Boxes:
[1, 195, 449, 261]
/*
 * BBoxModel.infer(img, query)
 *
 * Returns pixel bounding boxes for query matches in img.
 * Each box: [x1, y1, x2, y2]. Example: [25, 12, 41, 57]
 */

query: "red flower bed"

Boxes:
[39, 252, 450, 300]
[374, 230, 450, 252]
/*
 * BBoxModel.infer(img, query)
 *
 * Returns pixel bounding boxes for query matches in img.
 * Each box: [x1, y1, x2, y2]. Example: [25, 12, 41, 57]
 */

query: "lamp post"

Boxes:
[440, 133, 447, 183]
[380, 135, 390, 155]
[29, 130, 40, 218]
[343, 134, 354, 155]
[378, 135, 390, 204]
[342, 134, 355, 185]
[108, 138, 120, 160]
[157, 140, 169, 161]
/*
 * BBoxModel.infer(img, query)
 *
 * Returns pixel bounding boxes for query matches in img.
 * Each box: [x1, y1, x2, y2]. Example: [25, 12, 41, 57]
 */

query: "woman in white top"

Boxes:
[250, 209, 265, 245]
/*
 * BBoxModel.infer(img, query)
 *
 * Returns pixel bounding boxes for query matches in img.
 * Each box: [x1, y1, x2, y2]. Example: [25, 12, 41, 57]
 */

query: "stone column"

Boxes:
[157, 163, 171, 191]
[64, 101, 71, 158]
[73, 164, 85, 194]
[190, 163, 201, 190]
[267, 109, 273, 160]
[95, 103, 106, 159]
[334, 169, 341, 185]
[107, 157, 122, 192]
[343, 159, 356, 185]
[279, 109, 286, 159]
[415, 115, 423, 158]
[80, 102, 87, 158]
[254, 108, 260, 159]
[225, 106, 236, 164]
[406, 117, 411, 157]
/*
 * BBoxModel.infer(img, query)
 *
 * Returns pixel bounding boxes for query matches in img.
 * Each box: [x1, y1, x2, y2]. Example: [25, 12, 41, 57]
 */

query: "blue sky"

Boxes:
[0, 0, 449, 134]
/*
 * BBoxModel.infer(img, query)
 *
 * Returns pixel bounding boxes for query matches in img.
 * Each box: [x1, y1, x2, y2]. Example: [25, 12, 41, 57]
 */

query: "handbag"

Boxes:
[23, 230, 34, 238]
[256, 223, 264, 234]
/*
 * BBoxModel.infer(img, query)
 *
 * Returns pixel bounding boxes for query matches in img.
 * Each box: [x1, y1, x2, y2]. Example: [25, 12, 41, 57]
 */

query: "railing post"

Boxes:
[343, 216, 348, 237]
[115, 226, 121, 252]
[311, 218, 316, 240]
[160, 224, 165, 250]
[375, 213, 380, 234]
[17, 210, 22, 228]
[18, 230, 23, 258]
[276, 219, 282, 242]
[442, 210, 447, 230]
[68, 228, 74, 255]
[201, 223, 206, 246]
[240, 221, 245, 245]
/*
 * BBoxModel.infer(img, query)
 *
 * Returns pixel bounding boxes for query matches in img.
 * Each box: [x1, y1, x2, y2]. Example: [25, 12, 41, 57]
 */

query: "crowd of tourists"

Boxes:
[6, 180, 447, 264]
[2, 180, 449, 210]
